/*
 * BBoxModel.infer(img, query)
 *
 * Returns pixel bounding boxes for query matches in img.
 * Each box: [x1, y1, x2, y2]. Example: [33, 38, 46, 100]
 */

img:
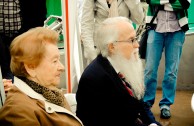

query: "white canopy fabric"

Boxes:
[0, 66, 6, 108]
[62, 0, 84, 93]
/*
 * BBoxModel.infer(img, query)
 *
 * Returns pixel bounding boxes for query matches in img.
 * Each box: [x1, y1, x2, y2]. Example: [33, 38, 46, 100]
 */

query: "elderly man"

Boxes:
[76, 17, 161, 126]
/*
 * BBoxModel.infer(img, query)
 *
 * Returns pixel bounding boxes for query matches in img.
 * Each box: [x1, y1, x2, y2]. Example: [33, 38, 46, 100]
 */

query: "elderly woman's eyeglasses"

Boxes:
[115, 37, 138, 44]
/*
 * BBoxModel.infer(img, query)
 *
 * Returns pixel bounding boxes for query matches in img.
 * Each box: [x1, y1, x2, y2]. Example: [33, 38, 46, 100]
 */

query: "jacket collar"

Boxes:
[97, 0, 123, 11]
[14, 77, 83, 125]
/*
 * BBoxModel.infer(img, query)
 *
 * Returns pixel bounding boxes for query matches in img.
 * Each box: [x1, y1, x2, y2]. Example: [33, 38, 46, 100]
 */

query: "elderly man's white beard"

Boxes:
[110, 50, 145, 100]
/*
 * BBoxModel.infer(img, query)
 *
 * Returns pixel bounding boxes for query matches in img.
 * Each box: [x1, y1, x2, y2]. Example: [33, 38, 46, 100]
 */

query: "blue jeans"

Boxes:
[143, 30, 185, 109]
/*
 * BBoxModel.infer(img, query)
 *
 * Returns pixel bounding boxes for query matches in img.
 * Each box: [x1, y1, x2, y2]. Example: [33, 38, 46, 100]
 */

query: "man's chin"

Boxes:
[131, 52, 141, 62]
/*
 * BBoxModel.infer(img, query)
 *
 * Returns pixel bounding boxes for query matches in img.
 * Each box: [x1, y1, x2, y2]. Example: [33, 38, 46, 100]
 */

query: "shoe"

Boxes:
[160, 108, 171, 119]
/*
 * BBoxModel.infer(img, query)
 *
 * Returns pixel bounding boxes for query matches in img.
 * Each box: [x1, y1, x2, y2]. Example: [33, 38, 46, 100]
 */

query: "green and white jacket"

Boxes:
[146, 0, 192, 32]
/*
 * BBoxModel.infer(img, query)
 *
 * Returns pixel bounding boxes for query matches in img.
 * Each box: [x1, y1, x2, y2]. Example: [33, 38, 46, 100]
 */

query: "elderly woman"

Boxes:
[0, 27, 83, 126]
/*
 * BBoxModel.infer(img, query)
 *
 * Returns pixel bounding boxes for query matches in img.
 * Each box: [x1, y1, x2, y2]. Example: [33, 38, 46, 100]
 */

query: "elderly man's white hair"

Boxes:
[95, 16, 133, 57]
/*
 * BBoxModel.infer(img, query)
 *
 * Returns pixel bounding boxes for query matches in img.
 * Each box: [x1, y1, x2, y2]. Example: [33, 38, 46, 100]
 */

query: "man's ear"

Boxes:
[24, 63, 36, 78]
[108, 43, 115, 56]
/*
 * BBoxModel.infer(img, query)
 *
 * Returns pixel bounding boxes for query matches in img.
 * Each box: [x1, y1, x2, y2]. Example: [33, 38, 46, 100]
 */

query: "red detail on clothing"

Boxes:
[124, 84, 134, 96]
[118, 72, 133, 96]
[118, 72, 124, 79]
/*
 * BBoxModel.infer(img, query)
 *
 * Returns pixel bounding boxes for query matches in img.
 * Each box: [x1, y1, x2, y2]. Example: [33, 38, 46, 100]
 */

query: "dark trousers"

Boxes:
[0, 34, 16, 83]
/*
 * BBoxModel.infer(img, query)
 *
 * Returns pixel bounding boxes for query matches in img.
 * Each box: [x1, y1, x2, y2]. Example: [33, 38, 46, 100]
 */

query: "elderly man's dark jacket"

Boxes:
[76, 54, 152, 126]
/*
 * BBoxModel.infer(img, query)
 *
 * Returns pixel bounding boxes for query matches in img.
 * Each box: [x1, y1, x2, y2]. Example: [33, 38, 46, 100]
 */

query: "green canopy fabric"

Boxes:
[46, 0, 62, 17]
[188, 0, 194, 33]
[46, 0, 63, 40]
[188, 1, 194, 26]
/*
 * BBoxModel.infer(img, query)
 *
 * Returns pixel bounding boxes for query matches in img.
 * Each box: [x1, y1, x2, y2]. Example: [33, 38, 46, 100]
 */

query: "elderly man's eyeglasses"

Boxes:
[115, 37, 138, 44]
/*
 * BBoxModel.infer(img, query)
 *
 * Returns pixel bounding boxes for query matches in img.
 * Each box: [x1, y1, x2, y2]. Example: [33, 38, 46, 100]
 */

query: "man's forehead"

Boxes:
[117, 21, 134, 31]
[118, 23, 135, 36]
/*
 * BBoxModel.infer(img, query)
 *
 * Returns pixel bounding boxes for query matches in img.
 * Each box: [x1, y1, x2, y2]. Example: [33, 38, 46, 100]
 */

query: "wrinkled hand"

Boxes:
[3, 79, 13, 94]
[84, 46, 98, 65]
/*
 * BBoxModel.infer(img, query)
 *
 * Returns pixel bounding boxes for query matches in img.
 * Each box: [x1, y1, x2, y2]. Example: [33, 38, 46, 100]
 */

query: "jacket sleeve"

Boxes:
[81, 0, 98, 62]
[146, 0, 177, 5]
[163, 0, 191, 11]
[124, 0, 144, 24]
[0, 99, 40, 126]
[147, 0, 191, 11]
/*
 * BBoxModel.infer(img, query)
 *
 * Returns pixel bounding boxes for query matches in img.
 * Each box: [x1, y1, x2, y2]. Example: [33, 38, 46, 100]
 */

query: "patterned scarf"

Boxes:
[20, 77, 65, 107]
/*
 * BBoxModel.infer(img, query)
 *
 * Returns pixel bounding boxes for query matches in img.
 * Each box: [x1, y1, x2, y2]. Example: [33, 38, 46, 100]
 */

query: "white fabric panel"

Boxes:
[61, 0, 84, 93]
[0, 67, 6, 108]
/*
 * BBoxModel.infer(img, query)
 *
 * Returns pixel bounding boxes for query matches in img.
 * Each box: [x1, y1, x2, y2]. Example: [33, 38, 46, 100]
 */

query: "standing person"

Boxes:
[0, 27, 83, 126]
[0, 0, 47, 85]
[76, 17, 161, 126]
[81, 0, 144, 66]
[143, 0, 191, 119]
[0, 0, 22, 83]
